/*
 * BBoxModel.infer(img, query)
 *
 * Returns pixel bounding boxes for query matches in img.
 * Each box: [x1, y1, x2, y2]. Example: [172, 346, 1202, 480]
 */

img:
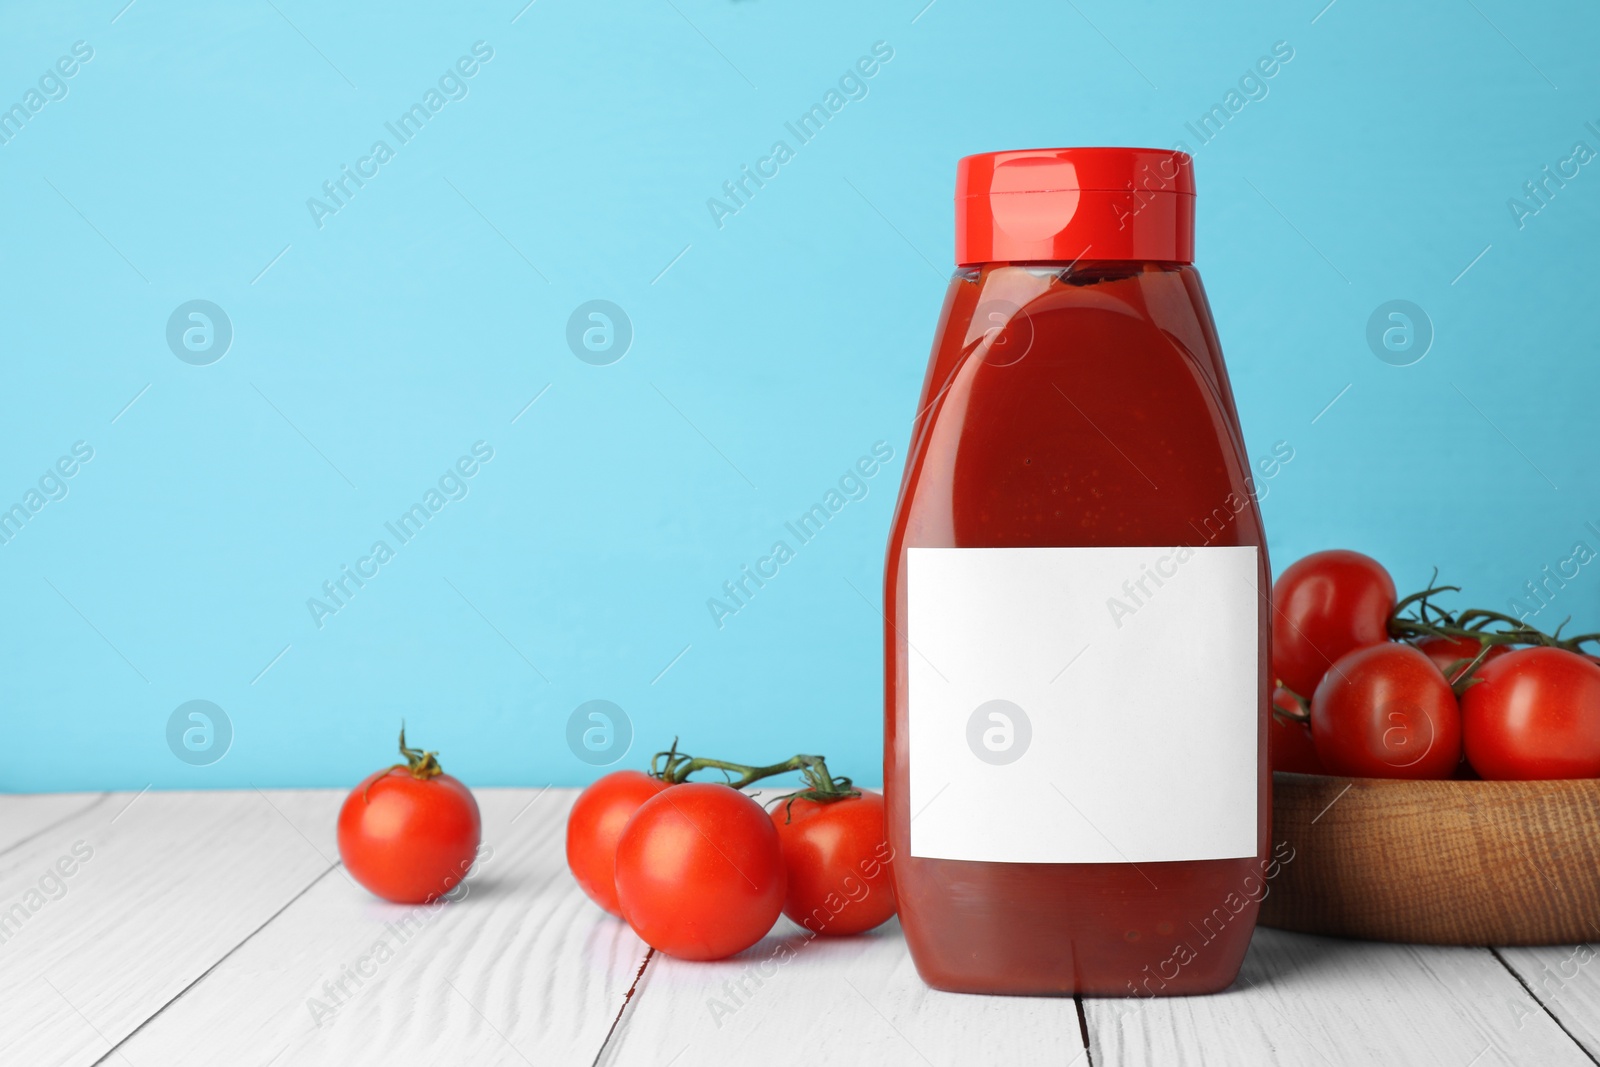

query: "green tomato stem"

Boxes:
[1385, 574, 1600, 691]
[396, 722, 444, 779]
[649, 740, 860, 807]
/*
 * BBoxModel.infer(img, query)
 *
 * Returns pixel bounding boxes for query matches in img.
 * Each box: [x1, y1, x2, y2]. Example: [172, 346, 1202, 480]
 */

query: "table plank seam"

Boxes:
[1490, 946, 1600, 1066]
[1074, 995, 1094, 1065]
[0, 794, 111, 860]
[85, 860, 342, 1067]
[591, 946, 657, 1067]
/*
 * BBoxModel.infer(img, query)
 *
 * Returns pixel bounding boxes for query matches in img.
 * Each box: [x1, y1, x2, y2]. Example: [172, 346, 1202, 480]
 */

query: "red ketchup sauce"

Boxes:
[883, 148, 1272, 996]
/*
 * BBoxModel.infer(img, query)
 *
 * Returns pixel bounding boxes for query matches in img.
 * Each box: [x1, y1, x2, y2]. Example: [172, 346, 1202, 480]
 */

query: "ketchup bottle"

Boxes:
[883, 148, 1270, 997]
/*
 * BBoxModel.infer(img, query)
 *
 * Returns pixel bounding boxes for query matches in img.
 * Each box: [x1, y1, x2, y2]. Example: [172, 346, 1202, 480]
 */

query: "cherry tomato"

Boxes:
[615, 783, 785, 960]
[1461, 647, 1600, 780]
[1272, 550, 1396, 699]
[770, 790, 896, 936]
[566, 770, 669, 916]
[1310, 643, 1461, 779]
[1270, 686, 1324, 774]
[338, 733, 482, 904]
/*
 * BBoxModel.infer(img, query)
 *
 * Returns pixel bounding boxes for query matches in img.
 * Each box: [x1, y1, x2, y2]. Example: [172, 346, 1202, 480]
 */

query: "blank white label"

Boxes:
[908, 546, 1259, 865]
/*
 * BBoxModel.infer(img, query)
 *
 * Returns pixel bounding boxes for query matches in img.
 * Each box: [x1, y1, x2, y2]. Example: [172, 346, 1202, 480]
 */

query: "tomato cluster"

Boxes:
[1270, 550, 1600, 781]
[331, 731, 896, 958]
[566, 749, 895, 960]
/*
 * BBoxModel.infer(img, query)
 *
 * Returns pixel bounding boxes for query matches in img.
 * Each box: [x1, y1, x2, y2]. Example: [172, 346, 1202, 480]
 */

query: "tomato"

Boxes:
[338, 733, 482, 904]
[1269, 686, 1324, 774]
[1310, 643, 1461, 779]
[1272, 550, 1396, 699]
[615, 783, 785, 960]
[1461, 647, 1600, 780]
[1415, 634, 1510, 684]
[566, 770, 669, 916]
[770, 790, 896, 936]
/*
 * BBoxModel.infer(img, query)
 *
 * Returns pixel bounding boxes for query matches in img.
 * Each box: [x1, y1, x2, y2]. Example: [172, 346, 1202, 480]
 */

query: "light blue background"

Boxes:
[3, 0, 1596, 792]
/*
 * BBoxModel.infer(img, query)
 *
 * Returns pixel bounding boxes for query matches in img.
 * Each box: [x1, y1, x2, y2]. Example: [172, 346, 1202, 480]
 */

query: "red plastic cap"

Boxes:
[955, 147, 1195, 266]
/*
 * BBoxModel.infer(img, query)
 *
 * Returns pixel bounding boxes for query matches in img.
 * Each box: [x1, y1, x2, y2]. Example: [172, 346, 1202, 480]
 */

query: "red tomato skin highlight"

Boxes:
[770, 790, 896, 937]
[565, 770, 669, 916]
[1462, 647, 1600, 780]
[1310, 643, 1461, 780]
[337, 769, 482, 904]
[614, 783, 786, 961]
[1272, 550, 1396, 699]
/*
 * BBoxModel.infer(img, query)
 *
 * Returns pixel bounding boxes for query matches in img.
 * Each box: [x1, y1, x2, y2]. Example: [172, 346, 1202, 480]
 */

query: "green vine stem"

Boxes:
[1445, 640, 1499, 698]
[1272, 573, 1600, 718]
[1388, 573, 1600, 652]
[1271, 688, 1311, 725]
[649, 738, 860, 819]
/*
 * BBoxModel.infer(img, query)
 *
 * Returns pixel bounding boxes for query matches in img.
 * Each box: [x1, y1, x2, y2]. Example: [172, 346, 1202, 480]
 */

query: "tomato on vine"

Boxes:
[566, 770, 669, 916]
[1310, 643, 1461, 779]
[569, 743, 891, 959]
[1461, 647, 1600, 780]
[1272, 550, 1396, 700]
[614, 783, 786, 960]
[771, 788, 895, 937]
[1274, 553, 1600, 781]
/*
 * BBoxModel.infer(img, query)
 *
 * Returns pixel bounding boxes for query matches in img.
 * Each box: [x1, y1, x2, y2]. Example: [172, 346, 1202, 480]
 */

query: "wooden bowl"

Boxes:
[1260, 771, 1600, 945]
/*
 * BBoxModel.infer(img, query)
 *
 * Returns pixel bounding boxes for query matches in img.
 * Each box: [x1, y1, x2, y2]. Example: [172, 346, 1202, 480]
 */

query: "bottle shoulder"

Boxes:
[888, 262, 1260, 552]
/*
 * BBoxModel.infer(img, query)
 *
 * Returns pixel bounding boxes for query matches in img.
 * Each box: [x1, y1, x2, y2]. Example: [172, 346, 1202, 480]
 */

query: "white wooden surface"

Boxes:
[3, 789, 1599, 1067]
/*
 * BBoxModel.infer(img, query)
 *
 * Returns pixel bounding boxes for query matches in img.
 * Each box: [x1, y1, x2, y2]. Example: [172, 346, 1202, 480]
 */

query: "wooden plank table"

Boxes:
[2, 789, 1596, 1066]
